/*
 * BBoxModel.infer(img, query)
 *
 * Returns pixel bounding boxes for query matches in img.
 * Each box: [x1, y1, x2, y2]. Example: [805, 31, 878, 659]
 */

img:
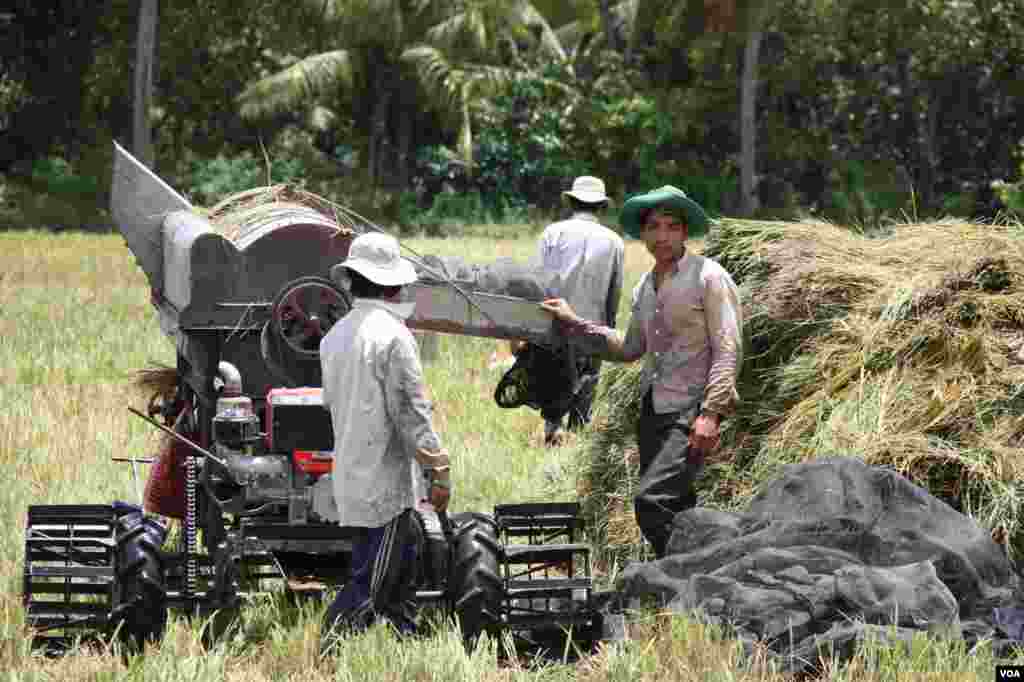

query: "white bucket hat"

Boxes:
[341, 232, 417, 287]
[562, 176, 609, 204]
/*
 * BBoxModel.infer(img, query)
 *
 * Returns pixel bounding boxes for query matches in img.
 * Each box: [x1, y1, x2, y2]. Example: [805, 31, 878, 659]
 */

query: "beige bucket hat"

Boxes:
[341, 232, 417, 287]
[562, 176, 609, 204]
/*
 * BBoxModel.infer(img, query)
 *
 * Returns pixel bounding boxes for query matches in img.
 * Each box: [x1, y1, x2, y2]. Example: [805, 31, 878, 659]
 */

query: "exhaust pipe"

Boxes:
[217, 361, 243, 396]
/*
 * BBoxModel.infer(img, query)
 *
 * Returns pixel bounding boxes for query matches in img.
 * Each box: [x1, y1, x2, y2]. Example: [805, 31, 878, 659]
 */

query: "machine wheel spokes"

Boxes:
[271, 276, 351, 357]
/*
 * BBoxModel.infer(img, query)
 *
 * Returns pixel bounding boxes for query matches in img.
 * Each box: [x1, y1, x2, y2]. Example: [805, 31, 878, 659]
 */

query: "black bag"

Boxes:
[494, 342, 579, 422]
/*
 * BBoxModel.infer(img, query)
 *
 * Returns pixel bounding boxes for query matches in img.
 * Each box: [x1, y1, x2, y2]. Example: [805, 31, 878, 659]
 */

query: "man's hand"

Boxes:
[540, 298, 582, 327]
[429, 483, 450, 513]
[689, 412, 721, 459]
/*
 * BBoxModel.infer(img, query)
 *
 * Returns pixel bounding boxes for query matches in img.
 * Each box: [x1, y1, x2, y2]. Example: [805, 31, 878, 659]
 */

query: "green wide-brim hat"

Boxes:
[619, 185, 710, 239]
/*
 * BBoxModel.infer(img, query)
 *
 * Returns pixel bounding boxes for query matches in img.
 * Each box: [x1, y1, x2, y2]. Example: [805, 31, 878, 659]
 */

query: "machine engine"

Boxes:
[204, 387, 339, 524]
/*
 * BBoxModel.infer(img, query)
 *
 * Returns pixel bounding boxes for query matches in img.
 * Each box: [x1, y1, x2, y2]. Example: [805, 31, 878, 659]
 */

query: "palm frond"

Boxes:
[403, 45, 512, 111]
[403, 42, 578, 165]
[514, 1, 566, 60]
[555, 18, 587, 53]
[424, 1, 566, 60]
[555, 1, 637, 54]
[424, 13, 468, 48]
[237, 50, 356, 121]
[303, 0, 420, 47]
[306, 105, 338, 132]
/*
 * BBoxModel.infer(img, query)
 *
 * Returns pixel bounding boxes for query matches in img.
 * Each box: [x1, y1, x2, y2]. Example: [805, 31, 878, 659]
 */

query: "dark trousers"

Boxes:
[635, 390, 705, 559]
[322, 509, 420, 646]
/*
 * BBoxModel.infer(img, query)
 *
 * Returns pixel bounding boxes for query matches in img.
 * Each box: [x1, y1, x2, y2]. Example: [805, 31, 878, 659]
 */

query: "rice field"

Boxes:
[0, 224, 1019, 680]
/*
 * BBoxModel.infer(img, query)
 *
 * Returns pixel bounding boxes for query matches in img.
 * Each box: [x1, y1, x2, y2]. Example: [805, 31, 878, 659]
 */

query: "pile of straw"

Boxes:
[577, 218, 1024, 568]
[203, 184, 364, 242]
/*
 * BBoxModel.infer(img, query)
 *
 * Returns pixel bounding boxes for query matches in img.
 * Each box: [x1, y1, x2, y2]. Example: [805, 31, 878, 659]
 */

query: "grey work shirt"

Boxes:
[320, 298, 441, 528]
[574, 251, 743, 423]
[539, 212, 625, 328]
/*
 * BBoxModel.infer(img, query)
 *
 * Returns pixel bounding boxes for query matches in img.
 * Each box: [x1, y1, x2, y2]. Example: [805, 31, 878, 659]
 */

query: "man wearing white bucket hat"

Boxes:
[535, 175, 625, 445]
[320, 231, 450, 645]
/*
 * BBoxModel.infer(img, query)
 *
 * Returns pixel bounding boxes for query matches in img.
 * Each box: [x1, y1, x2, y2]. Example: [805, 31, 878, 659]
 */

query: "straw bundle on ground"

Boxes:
[577, 218, 1024, 568]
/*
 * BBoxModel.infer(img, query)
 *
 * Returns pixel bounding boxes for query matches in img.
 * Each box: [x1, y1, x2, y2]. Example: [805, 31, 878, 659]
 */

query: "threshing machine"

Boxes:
[22, 143, 609, 655]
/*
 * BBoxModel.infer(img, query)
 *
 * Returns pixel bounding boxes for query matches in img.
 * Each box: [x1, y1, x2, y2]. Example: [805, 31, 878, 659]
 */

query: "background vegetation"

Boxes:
[3, 0, 1024, 233]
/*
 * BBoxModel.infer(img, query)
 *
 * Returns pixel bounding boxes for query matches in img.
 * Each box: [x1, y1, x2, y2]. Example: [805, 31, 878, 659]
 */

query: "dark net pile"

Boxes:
[611, 457, 1024, 673]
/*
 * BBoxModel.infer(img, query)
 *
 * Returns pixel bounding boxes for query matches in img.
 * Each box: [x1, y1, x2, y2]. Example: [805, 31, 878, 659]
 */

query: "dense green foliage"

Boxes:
[2, 0, 1024, 229]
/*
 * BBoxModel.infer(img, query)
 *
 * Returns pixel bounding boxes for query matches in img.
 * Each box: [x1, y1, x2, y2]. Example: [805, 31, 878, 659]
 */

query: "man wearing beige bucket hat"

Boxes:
[534, 175, 625, 445]
[541, 185, 743, 558]
[320, 231, 451, 645]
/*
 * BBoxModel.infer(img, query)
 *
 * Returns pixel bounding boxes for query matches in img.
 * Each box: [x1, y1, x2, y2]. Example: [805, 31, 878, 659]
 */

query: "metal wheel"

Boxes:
[270, 276, 351, 357]
[24, 505, 118, 652]
[448, 513, 504, 648]
[200, 543, 243, 648]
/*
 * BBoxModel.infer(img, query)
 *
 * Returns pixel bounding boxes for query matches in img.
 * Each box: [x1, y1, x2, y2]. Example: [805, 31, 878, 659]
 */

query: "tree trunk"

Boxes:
[367, 66, 392, 199]
[133, 0, 158, 169]
[396, 90, 413, 191]
[919, 80, 940, 211]
[739, 29, 762, 217]
[599, 0, 621, 52]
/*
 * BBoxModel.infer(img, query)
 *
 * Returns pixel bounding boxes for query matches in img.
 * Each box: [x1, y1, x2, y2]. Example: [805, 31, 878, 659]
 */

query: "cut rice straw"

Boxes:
[576, 217, 1024, 568]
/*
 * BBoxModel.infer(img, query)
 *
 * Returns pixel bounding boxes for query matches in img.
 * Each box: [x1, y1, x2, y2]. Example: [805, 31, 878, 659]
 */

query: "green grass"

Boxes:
[1, 229, 1019, 680]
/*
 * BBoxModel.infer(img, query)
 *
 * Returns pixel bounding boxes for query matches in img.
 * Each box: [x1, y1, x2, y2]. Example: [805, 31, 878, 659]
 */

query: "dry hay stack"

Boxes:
[578, 217, 1024, 569]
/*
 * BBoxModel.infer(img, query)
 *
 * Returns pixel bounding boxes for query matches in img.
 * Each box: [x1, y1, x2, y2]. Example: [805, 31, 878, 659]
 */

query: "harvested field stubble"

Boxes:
[578, 218, 1024, 568]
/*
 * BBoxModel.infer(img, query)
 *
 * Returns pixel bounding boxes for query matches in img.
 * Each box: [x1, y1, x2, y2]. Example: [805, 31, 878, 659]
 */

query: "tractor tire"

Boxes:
[111, 507, 168, 651]
[414, 507, 449, 592]
[448, 513, 504, 648]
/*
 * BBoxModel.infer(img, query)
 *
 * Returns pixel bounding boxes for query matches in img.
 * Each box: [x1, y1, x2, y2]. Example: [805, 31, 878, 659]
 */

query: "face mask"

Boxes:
[393, 286, 418, 319]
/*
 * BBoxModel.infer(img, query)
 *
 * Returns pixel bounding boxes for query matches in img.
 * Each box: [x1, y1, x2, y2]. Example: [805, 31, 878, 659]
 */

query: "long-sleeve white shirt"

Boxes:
[320, 298, 441, 528]
[538, 212, 625, 328]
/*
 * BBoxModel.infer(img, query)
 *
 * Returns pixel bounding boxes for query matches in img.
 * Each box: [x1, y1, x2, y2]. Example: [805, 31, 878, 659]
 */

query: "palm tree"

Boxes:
[557, 0, 776, 217]
[133, 0, 158, 169]
[236, 0, 566, 189]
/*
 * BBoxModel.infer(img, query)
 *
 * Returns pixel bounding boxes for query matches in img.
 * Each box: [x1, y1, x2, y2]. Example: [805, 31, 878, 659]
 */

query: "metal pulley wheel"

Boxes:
[270, 276, 352, 358]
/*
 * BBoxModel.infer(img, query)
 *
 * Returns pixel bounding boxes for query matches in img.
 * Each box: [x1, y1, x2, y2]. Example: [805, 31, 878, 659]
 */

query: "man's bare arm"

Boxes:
[539, 298, 643, 362]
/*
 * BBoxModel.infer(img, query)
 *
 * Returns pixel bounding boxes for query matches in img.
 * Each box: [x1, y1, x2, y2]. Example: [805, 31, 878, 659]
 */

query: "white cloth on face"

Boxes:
[538, 212, 625, 328]
[320, 298, 442, 527]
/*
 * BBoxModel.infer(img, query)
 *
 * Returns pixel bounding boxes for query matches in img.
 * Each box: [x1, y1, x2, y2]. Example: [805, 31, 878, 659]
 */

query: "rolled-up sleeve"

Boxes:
[383, 335, 442, 457]
[702, 272, 743, 418]
[568, 273, 646, 361]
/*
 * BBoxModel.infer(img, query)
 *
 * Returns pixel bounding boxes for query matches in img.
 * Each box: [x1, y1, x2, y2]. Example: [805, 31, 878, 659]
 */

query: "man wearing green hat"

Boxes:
[541, 185, 743, 559]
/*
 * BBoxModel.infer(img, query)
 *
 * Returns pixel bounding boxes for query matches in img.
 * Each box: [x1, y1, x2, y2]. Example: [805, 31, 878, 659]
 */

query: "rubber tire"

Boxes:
[414, 507, 449, 592]
[448, 513, 504, 648]
[112, 511, 168, 652]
